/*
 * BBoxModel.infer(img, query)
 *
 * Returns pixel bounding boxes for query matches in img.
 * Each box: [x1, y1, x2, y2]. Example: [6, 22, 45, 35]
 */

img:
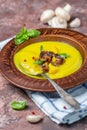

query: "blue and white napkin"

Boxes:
[1, 38, 87, 124]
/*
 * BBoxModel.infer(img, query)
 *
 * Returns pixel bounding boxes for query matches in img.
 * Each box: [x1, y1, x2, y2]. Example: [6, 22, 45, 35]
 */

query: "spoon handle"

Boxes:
[41, 73, 80, 109]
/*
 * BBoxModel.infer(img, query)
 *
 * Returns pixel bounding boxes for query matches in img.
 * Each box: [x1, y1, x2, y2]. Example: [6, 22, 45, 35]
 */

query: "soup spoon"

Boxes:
[20, 64, 80, 109]
[41, 73, 80, 109]
[26, 69, 80, 109]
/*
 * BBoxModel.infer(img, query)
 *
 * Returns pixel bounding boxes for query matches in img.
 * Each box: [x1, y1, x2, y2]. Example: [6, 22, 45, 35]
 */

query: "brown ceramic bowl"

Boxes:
[0, 28, 87, 92]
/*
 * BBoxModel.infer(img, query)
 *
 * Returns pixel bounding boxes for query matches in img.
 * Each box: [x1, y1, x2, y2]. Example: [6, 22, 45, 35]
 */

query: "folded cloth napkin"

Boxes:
[25, 85, 87, 124]
[1, 38, 87, 124]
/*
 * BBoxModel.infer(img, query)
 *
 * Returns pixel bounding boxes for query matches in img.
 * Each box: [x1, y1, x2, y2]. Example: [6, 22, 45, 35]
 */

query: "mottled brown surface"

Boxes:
[0, 0, 87, 130]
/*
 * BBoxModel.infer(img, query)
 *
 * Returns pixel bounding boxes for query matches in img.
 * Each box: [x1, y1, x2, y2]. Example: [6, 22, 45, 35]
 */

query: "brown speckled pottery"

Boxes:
[0, 28, 87, 92]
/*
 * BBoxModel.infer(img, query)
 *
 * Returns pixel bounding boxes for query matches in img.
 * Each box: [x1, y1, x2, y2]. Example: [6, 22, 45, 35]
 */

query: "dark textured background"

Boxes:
[0, 0, 87, 130]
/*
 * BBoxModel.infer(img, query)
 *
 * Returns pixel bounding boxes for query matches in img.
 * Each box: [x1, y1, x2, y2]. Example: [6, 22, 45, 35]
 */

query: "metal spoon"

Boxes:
[41, 73, 80, 109]
[20, 63, 80, 109]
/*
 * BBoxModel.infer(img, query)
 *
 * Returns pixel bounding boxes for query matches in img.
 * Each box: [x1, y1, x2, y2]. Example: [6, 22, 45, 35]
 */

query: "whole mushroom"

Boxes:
[40, 4, 81, 29]
[69, 18, 81, 28]
[26, 115, 43, 123]
[55, 7, 71, 21]
[63, 4, 72, 13]
[48, 16, 67, 28]
[40, 9, 55, 23]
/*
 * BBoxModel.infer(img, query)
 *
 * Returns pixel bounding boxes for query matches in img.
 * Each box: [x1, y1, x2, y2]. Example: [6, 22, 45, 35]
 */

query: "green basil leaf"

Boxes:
[34, 60, 43, 65]
[27, 29, 40, 37]
[59, 53, 70, 58]
[10, 101, 27, 110]
[16, 32, 23, 38]
[22, 27, 27, 34]
[14, 38, 25, 45]
[15, 28, 41, 45]
[40, 45, 44, 52]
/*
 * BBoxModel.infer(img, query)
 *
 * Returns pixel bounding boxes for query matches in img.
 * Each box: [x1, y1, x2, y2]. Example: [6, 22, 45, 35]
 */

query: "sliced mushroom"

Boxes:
[51, 54, 65, 66]
[41, 62, 49, 72]
[40, 9, 55, 23]
[40, 51, 54, 62]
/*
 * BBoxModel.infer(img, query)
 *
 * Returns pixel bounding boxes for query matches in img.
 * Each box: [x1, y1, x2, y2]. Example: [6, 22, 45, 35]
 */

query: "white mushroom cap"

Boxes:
[69, 18, 81, 28]
[49, 16, 67, 28]
[26, 115, 43, 123]
[40, 9, 55, 23]
[55, 7, 70, 21]
[40, 4, 81, 29]
[63, 4, 72, 13]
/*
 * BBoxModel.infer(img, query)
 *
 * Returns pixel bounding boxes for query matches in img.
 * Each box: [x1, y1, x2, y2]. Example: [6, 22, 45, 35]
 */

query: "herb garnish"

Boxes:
[59, 53, 70, 59]
[14, 27, 40, 45]
[34, 60, 43, 65]
[10, 100, 27, 110]
[40, 45, 44, 52]
[33, 45, 70, 72]
[33, 45, 44, 65]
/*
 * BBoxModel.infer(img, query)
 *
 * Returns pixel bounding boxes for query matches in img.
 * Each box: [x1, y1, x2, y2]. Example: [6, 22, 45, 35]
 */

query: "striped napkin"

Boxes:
[1, 38, 87, 124]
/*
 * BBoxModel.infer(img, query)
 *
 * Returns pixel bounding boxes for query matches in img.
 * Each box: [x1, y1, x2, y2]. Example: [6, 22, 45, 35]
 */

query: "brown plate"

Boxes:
[0, 28, 87, 92]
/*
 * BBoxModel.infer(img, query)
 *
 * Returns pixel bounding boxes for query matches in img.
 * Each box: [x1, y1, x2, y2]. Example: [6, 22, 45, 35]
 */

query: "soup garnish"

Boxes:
[14, 41, 82, 79]
[14, 27, 40, 45]
[33, 45, 70, 73]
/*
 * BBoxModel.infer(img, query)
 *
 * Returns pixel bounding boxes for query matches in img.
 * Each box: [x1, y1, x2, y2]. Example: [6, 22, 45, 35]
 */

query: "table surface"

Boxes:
[0, 0, 87, 130]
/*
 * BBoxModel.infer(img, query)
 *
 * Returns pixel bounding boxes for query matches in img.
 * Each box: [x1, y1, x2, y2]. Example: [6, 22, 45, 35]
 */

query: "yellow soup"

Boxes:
[14, 41, 83, 79]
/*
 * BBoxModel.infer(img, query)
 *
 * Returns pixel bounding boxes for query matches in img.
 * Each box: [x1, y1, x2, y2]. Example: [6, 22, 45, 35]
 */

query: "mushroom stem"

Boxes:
[48, 16, 67, 28]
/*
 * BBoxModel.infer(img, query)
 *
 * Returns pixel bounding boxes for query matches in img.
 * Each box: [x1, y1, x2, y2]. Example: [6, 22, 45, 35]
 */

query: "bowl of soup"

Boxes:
[14, 41, 82, 79]
[0, 28, 87, 91]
